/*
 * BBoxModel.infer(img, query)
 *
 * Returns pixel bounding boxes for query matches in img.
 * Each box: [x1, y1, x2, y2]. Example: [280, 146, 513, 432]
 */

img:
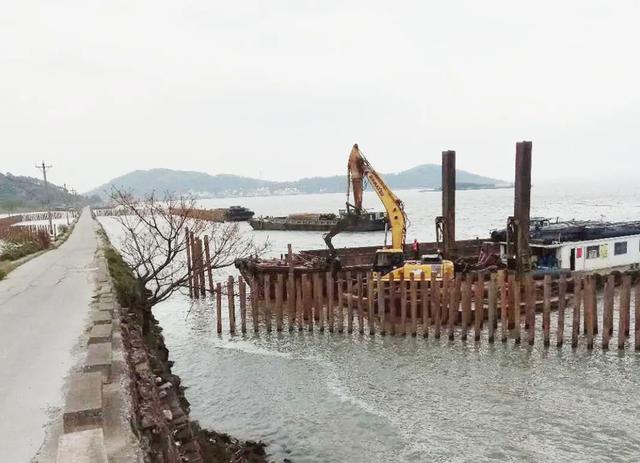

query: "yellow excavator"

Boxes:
[324, 144, 454, 281]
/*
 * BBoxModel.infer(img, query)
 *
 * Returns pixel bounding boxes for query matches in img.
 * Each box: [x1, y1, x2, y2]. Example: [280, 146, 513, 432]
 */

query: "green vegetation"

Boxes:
[103, 242, 143, 309]
[0, 268, 6, 280]
[0, 230, 51, 262]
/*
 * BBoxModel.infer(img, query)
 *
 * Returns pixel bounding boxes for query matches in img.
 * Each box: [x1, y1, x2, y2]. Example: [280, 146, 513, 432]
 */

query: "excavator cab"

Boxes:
[373, 249, 455, 281]
[372, 249, 405, 276]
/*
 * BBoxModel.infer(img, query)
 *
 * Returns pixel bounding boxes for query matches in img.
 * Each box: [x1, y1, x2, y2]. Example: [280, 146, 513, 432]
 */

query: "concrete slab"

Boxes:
[83, 343, 113, 380]
[63, 373, 103, 433]
[96, 301, 115, 312]
[57, 428, 108, 463]
[91, 310, 112, 325]
[88, 324, 112, 344]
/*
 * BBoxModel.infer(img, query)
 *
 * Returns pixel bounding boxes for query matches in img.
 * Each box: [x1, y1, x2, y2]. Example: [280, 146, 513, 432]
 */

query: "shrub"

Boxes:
[0, 268, 6, 280]
[104, 247, 142, 309]
[0, 230, 50, 261]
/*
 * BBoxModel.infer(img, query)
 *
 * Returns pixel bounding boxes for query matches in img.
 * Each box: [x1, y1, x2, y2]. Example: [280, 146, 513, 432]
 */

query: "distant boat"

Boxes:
[249, 209, 387, 232]
[224, 206, 255, 222]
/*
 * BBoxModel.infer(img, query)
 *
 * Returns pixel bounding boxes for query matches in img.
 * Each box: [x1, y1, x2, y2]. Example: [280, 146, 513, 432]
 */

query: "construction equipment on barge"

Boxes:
[324, 144, 454, 281]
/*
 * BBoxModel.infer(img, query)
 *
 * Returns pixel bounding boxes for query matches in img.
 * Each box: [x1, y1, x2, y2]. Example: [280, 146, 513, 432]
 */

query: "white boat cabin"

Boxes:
[499, 233, 640, 272]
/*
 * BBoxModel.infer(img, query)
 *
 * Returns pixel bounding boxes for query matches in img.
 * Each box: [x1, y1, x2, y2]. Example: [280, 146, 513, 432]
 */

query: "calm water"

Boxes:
[103, 183, 640, 462]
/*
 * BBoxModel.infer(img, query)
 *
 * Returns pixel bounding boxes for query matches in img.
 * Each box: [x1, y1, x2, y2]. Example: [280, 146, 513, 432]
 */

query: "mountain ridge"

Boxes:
[0, 172, 98, 211]
[87, 165, 510, 199]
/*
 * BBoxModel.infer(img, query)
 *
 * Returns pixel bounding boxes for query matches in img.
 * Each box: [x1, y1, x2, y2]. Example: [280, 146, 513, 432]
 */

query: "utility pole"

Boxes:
[36, 161, 54, 235]
[63, 183, 70, 225]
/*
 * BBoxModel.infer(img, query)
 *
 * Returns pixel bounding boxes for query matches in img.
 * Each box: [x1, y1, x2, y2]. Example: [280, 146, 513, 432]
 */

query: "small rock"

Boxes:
[163, 409, 173, 421]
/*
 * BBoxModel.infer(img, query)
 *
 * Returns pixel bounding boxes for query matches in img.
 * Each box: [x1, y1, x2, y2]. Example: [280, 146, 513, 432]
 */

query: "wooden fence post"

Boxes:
[327, 273, 335, 333]
[526, 274, 536, 346]
[388, 274, 396, 336]
[337, 273, 345, 334]
[543, 275, 551, 347]
[619, 274, 631, 350]
[304, 274, 313, 332]
[474, 272, 483, 342]
[422, 273, 429, 339]
[512, 276, 521, 344]
[500, 271, 508, 343]
[288, 274, 297, 332]
[276, 274, 284, 332]
[264, 274, 272, 333]
[368, 272, 376, 336]
[586, 276, 595, 350]
[603, 275, 614, 350]
[190, 232, 199, 299]
[378, 274, 386, 336]
[432, 273, 441, 339]
[185, 229, 193, 298]
[571, 276, 582, 348]
[198, 238, 206, 297]
[557, 274, 566, 347]
[357, 273, 365, 335]
[239, 277, 247, 334]
[319, 273, 326, 333]
[400, 274, 407, 336]
[347, 272, 354, 334]
[216, 282, 222, 334]
[288, 244, 295, 332]
[410, 274, 417, 337]
[204, 235, 214, 294]
[461, 275, 471, 341]
[227, 276, 236, 334]
[251, 277, 259, 333]
[296, 278, 304, 332]
[488, 273, 497, 343]
[623, 274, 632, 337]
[441, 276, 449, 339]
[448, 274, 460, 341]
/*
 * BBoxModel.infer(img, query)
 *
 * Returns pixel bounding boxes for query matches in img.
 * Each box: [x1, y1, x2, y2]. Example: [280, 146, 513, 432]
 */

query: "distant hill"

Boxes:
[0, 172, 98, 212]
[87, 165, 510, 199]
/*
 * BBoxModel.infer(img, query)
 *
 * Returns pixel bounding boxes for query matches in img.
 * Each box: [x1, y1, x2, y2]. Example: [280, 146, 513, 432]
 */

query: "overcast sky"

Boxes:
[1, 1, 639, 192]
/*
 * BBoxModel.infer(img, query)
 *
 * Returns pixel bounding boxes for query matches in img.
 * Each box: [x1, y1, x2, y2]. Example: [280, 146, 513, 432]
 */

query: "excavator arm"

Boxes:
[324, 144, 407, 259]
[348, 144, 407, 250]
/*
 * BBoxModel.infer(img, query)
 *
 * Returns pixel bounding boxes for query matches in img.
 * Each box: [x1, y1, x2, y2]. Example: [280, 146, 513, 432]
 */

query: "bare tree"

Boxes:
[109, 188, 268, 333]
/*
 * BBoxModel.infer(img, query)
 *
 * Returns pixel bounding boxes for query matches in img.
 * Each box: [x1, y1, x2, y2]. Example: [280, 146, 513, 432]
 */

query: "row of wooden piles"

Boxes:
[187, 261, 640, 352]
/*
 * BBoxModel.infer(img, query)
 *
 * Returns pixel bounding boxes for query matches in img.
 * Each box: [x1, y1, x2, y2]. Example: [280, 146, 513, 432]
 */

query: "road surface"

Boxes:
[0, 209, 98, 462]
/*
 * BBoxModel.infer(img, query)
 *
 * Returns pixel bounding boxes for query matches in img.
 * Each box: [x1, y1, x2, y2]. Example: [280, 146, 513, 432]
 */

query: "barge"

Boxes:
[492, 218, 640, 272]
[249, 209, 387, 232]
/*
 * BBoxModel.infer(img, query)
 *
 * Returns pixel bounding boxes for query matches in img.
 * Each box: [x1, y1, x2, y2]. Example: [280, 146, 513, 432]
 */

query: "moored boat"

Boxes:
[249, 209, 387, 232]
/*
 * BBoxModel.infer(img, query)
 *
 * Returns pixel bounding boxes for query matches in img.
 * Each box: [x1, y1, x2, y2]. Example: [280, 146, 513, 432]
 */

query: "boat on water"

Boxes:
[224, 206, 255, 221]
[249, 209, 387, 232]
[491, 217, 640, 272]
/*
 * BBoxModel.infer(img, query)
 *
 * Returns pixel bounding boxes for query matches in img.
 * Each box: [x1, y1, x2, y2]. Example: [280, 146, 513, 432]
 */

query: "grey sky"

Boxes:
[1, 1, 638, 192]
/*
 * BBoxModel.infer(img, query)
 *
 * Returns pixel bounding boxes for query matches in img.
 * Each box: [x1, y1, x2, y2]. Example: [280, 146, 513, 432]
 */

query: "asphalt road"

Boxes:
[0, 209, 98, 462]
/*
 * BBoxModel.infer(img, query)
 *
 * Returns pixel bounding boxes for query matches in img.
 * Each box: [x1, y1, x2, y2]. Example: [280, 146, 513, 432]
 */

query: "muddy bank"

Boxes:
[104, 243, 269, 463]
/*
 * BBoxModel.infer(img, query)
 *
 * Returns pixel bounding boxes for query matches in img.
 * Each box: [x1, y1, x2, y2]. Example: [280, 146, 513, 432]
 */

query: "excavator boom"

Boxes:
[348, 144, 407, 250]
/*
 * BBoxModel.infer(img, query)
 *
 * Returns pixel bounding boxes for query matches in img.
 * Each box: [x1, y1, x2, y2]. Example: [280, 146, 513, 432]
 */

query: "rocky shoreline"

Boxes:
[104, 241, 269, 463]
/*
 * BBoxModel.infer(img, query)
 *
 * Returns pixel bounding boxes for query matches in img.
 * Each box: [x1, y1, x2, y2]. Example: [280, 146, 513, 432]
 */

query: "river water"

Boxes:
[101, 183, 640, 462]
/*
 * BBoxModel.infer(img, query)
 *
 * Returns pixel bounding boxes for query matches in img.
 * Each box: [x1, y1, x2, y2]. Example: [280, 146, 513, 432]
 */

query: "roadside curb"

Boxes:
[55, 247, 138, 462]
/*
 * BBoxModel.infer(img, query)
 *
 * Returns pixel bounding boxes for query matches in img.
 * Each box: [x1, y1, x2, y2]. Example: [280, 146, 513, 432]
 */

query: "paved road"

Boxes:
[0, 209, 98, 462]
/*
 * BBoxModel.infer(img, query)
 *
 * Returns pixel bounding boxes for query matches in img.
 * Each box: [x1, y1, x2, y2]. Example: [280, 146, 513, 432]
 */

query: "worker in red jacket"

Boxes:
[412, 239, 420, 260]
